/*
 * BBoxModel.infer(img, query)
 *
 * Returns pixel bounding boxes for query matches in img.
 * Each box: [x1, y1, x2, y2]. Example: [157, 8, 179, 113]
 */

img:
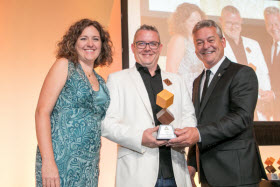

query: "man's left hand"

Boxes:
[167, 127, 199, 147]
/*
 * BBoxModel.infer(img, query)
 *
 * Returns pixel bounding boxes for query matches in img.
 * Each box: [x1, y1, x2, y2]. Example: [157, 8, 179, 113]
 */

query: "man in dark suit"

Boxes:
[264, 7, 280, 121]
[168, 20, 267, 187]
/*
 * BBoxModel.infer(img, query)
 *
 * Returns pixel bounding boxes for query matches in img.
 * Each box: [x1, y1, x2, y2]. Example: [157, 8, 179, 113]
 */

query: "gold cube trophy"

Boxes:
[156, 89, 176, 140]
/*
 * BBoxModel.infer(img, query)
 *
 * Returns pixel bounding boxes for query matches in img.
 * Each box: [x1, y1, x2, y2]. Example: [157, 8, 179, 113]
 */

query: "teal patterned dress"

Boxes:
[35, 61, 110, 187]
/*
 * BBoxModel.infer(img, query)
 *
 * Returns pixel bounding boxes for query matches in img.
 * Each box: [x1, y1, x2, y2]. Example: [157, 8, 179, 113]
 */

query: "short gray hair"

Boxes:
[221, 5, 240, 17]
[133, 24, 161, 43]
[192, 20, 224, 39]
[264, 6, 280, 16]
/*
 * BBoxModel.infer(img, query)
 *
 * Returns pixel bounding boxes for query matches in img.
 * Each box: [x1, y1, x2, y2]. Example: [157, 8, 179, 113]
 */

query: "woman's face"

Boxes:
[185, 11, 202, 36]
[75, 26, 102, 64]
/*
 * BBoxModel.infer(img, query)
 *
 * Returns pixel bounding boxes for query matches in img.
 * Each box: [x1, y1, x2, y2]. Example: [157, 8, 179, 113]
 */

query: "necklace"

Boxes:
[87, 71, 94, 78]
[86, 72, 96, 87]
[78, 63, 97, 87]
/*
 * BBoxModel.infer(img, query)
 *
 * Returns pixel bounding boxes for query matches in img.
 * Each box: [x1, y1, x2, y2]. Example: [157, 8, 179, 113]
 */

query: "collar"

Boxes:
[135, 62, 161, 75]
[225, 34, 242, 45]
[206, 56, 225, 75]
[274, 40, 280, 47]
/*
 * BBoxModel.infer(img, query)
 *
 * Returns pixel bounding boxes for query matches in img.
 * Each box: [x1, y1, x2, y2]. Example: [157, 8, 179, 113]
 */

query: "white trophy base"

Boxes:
[157, 125, 176, 140]
[267, 173, 279, 180]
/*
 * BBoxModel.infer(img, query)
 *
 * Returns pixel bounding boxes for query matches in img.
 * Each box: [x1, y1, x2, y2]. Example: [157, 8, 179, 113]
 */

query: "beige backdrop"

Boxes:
[0, 0, 120, 186]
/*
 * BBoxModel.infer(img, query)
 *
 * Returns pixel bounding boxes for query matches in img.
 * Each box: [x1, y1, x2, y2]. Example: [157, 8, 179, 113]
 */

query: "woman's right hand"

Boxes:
[35, 59, 68, 187]
[41, 159, 60, 187]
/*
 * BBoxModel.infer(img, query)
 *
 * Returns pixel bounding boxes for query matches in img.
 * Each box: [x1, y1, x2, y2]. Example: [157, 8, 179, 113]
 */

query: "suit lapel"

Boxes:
[129, 66, 154, 121]
[199, 58, 231, 119]
[193, 71, 204, 118]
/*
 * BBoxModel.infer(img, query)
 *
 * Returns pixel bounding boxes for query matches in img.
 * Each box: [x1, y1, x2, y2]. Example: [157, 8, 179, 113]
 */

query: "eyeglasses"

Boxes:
[134, 41, 160, 50]
[225, 21, 241, 28]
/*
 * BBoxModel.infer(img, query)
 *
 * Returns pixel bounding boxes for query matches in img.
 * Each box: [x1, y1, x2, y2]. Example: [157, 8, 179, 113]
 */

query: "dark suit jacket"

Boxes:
[187, 58, 267, 186]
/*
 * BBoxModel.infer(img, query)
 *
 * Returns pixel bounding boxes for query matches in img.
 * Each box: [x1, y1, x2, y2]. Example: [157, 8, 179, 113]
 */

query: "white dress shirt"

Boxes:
[200, 56, 226, 100]
[271, 41, 280, 63]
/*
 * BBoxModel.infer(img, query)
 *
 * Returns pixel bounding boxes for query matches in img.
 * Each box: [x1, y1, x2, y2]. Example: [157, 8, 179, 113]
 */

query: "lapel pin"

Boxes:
[246, 47, 251, 53]
[248, 63, 257, 71]
[163, 78, 172, 86]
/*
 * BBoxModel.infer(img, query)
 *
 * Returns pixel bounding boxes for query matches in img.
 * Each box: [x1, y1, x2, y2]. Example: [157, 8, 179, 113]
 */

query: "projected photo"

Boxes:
[127, 0, 280, 121]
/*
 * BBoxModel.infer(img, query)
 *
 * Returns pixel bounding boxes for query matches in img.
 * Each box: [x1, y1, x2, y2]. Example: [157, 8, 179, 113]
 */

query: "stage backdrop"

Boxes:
[127, 0, 280, 121]
[0, 0, 120, 186]
[125, 0, 280, 185]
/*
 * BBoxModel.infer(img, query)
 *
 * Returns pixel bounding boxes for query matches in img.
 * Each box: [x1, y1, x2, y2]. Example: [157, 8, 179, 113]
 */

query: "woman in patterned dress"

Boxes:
[35, 19, 113, 187]
[166, 3, 206, 94]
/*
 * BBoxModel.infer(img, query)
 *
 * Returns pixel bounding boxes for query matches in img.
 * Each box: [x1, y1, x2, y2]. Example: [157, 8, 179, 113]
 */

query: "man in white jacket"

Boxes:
[102, 24, 197, 187]
[219, 5, 274, 121]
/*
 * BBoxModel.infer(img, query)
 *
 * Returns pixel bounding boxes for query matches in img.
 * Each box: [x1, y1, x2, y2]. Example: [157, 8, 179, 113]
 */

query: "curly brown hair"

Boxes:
[168, 3, 206, 36]
[56, 18, 113, 67]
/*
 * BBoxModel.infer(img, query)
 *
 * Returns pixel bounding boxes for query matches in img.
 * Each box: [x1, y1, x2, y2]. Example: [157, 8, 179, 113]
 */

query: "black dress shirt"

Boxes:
[225, 34, 248, 65]
[136, 62, 174, 179]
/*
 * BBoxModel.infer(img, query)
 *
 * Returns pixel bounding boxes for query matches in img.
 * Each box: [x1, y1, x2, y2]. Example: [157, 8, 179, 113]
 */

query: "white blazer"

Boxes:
[102, 65, 197, 187]
[224, 36, 271, 91]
